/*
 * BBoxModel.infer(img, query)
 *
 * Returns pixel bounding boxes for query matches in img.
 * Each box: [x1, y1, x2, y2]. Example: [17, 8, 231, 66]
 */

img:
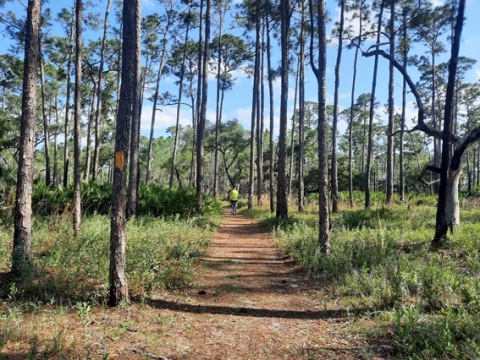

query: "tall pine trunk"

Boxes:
[248, 7, 260, 210]
[12, 0, 41, 277]
[73, 0, 83, 235]
[93, 0, 112, 181]
[433, 0, 465, 245]
[196, 0, 210, 207]
[385, 0, 395, 204]
[266, 16, 275, 213]
[276, 0, 290, 219]
[127, 6, 142, 219]
[109, 0, 141, 307]
[331, 0, 344, 213]
[365, 0, 384, 209]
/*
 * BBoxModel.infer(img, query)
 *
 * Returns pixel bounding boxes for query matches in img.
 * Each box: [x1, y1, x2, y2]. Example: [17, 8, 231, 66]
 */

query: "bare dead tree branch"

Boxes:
[362, 48, 459, 144]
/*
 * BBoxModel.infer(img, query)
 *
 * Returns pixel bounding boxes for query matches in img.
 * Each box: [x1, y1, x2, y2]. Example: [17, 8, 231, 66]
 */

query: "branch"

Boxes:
[451, 126, 480, 171]
[362, 49, 459, 144]
[417, 164, 441, 187]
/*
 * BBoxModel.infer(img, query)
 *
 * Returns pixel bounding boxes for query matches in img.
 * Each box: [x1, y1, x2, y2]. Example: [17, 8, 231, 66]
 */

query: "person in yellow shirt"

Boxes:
[228, 185, 239, 215]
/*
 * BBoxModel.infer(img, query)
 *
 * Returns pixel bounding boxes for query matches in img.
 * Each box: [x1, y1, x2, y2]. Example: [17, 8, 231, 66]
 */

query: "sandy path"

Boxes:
[148, 208, 370, 359]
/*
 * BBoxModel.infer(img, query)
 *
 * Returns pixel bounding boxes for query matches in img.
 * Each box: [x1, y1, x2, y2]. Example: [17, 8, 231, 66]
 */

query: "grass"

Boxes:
[0, 210, 221, 358]
[247, 193, 480, 359]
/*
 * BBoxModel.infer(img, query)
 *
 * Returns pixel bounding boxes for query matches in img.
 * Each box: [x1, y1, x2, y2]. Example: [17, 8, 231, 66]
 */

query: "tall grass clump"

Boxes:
[0, 211, 218, 303]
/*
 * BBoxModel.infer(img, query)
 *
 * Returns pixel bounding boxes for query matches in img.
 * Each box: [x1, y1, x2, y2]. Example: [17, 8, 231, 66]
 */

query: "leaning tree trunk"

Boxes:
[40, 61, 51, 186]
[171, 23, 191, 189]
[12, 0, 41, 277]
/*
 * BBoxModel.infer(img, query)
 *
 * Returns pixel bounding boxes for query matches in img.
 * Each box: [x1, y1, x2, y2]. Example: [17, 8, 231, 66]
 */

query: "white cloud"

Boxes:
[142, 0, 156, 10]
[140, 103, 193, 133]
[476, 68, 480, 81]
[431, 0, 445, 7]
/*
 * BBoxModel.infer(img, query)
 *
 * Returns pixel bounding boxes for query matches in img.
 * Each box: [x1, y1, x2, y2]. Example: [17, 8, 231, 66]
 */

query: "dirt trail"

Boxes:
[148, 208, 370, 359]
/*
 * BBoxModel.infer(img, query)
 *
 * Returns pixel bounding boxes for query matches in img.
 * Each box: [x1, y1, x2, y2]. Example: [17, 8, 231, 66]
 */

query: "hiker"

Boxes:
[229, 185, 239, 215]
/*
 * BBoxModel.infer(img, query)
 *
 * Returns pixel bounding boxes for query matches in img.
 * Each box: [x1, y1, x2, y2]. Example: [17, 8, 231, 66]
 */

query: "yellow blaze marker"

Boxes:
[115, 151, 125, 169]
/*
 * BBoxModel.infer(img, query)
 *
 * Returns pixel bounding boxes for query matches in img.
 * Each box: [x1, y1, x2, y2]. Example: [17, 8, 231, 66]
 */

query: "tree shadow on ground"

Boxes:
[146, 297, 378, 321]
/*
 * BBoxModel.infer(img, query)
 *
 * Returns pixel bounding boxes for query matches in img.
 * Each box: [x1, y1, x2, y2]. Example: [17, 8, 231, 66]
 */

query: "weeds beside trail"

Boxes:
[248, 192, 480, 359]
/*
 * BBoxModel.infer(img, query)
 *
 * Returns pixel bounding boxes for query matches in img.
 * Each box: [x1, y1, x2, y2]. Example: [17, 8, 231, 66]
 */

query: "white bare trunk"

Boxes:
[445, 167, 461, 228]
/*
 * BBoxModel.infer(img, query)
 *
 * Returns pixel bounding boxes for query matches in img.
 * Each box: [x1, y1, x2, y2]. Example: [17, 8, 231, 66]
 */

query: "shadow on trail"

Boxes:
[147, 298, 374, 321]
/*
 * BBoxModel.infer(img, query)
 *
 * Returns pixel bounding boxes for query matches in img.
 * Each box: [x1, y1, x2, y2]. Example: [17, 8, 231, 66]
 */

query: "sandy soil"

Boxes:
[144, 208, 374, 359]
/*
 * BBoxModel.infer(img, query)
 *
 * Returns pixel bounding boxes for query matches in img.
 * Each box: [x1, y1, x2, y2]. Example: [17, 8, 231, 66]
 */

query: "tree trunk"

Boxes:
[276, 0, 290, 219]
[266, 16, 275, 213]
[213, 23, 222, 199]
[248, 8, 260, 210]
[127, 11, 142, 219]
[257, 23, 265, 206]
[365, 0, 384, 209]
[348, 4, 363, 208]
[12, 0, 41, 277]
[93, 0, 112, 182]
[331, 0, 344, 213]
[433, 0, 465, 246]
[170, 24, 190, 189]
[386, 0, 395, 204]
[40, 61, 51, 186]
[310, 0, 330, 253]
[73, 0, 83, 235]
[399, 8, 407, 202]
[84, 86, 96, 181]
[297, 0, 305, 213]
[288, 59, 299, 197]
[196, 0, 210, 208]
[63, 8, 74, 188]
[109, 0, 140, 307]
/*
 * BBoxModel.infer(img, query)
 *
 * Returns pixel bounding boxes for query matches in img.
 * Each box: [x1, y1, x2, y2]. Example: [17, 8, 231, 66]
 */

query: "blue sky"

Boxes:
[1, 0, 479, 141]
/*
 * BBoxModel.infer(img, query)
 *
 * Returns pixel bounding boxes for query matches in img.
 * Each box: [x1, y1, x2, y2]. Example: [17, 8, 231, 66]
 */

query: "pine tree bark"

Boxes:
[127, 4, 142, 219]
[365, 0, 384, 209]
[433, 0, 465, 245]
[310, 0, 330, 253]
[73, 0, 83, 235]
[248, 7, 260, 210]
[63, 8, 74, 188]
[40, 60, 51, 186]
[266, 16, 275, 213]
[12, 0, 41, 277]
[331, 0, 344, 213]
[109, 0, 140, 307]
[385, 0, 395, 204]
[297, 0, 306, 212]
[196, 0, 210, 208]
[93, 0, 112, 181]
[276, 0, 290, 219]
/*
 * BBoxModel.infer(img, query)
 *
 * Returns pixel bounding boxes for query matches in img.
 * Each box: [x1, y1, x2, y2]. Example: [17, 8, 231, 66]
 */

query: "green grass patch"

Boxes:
[249, 194, 480, 358]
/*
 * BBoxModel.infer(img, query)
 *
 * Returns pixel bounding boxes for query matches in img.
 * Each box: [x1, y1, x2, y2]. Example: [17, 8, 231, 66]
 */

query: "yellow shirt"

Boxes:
[229, 189, 239, 201]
